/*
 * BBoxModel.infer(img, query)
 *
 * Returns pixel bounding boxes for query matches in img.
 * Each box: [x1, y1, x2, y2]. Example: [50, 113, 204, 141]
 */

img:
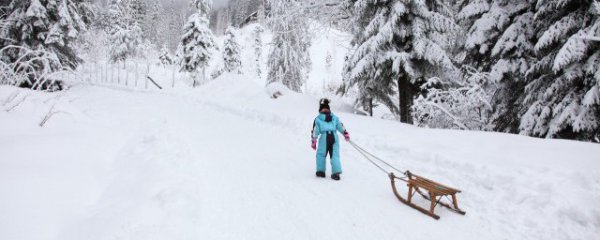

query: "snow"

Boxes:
[1, 71, 600, 240]
[1, 8, 600, 240]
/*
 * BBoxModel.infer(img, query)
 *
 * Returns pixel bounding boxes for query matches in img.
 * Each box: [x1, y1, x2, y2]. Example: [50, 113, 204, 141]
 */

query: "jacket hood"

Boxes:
[318, 112, 335, 122]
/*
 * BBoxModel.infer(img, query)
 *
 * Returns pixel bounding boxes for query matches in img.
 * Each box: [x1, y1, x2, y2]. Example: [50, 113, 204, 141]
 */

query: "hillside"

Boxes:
[1, 73, 599, 240]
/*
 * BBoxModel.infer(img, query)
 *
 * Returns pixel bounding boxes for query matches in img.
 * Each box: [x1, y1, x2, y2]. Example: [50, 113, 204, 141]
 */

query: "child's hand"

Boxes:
[344, 131, 350, 141]
[311, 138, 317, 150]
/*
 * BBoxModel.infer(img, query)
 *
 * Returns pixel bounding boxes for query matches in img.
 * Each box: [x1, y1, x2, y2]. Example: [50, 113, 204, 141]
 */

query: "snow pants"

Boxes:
[316, 131, 342, 174]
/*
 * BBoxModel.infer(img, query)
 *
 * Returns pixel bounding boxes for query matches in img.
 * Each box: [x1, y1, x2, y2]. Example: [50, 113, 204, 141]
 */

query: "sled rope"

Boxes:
[348, 140, 405, 175]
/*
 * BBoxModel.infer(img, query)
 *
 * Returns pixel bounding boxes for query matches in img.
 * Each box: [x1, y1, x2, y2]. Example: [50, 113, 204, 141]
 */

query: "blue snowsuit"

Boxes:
[312, 112, 347, 174]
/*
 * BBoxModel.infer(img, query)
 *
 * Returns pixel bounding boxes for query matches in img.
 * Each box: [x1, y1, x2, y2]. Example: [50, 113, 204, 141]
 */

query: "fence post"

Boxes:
[117, 61, 121, 85]
[145, 63, 150, 89]
[172, 65, 176, 88]
[88, 64, 92, 82]
[135, 62, 139, 87]
[124, 61, 129, 86]
[97, 63, 101, 83]
[110, 63, 114, 83]
[105, 63, 109, 83]
[113, 63, 117, 83]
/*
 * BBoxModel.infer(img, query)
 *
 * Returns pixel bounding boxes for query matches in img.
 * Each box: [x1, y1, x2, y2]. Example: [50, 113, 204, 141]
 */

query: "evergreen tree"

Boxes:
[123, 0, 146, 24]
[103, 0, 123, 32]
[178, 0, 216, 87]
[223, 26, 242, 73]
[253, 24, 263, 79]
[105, 0, 143, 62]
[520, 0, 600, 141]
[341, 0, 458, 123]
[0, 0, 92, 89]
[142, 0, 161, 43]
[108, 21, 142, 62]
[159, 44, 173, 65]
[266, 0, 311, 93]
[458, 0, 535, 132]
[0, 0, 91, 69]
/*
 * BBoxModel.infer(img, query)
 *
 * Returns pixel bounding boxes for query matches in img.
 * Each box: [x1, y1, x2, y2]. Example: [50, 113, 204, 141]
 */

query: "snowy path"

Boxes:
[1, 78, 599, 240]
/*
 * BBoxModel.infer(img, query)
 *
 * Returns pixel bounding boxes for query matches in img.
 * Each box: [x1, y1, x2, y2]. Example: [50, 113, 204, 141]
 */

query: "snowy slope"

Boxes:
[1, 74, 599, 240]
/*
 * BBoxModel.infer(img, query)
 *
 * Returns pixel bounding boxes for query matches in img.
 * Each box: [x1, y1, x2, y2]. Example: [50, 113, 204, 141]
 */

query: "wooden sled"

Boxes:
[389, 171, 465, 220]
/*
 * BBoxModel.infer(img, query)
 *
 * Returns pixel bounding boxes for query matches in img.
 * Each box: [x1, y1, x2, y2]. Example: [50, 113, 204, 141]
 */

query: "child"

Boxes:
[311, 98, 350, 181]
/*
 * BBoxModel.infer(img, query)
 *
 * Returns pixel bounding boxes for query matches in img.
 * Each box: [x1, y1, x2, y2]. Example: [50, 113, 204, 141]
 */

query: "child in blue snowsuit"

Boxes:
[311, 98, 350, 181]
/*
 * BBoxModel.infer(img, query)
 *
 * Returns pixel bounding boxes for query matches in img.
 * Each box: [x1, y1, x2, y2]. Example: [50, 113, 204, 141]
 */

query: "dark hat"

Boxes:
[319, 98, 330, 112]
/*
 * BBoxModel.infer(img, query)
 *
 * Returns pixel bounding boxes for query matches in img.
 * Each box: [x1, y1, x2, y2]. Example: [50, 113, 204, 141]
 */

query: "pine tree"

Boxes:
[342, 0, 458, 123]
[458, 0, 535, 132]
[0, 0, 91, 89]
[104, 0, 123, 32]
[236, 0, 250, 26]
[0, 0, 91, 68]
[253, 24, 264, 79]
[266, 0, 311, 93]
[108, 21, 142, 62]
[519, 0, 600, 141]
[159, 44, 173, 65]
[223, 26, 242, 73]
[105, 0, 143, 62]
[178, 0, 216, 87]
[123, 0, 146, 24]
[142, 0, 161, 43]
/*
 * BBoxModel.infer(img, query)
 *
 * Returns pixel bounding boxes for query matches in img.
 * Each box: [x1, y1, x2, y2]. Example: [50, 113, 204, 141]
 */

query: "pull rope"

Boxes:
[347, 140, 406, 176]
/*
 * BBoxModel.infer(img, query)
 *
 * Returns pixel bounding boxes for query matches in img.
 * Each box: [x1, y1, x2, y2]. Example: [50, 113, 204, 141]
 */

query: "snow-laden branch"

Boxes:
[575, 35, 600, 41]
[0, 45, 66, 90]
[419, 100, 469, 130]
[413, 69, 495, 131]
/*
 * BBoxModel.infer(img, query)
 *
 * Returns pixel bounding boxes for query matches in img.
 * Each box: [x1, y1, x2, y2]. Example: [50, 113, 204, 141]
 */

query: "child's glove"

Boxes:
[311, 138, 317, 150]
[343, 131, 350, 141]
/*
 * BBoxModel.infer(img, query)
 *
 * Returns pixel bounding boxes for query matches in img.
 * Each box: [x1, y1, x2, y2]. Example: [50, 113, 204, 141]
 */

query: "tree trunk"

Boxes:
[193, 72, 197, 88]
[398, 74, 412, 123]
[368, 98, 373, 117]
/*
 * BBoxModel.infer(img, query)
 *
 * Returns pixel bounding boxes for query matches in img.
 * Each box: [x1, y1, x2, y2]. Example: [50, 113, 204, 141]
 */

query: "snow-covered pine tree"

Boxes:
[520, 0, 600, 141]
[142, 0, 161, 43]
[341, 0, 458, 123]
[104, 0, 123, 32]
[108, 21, 142, 62]
[178, 0, 216, 87]
[105, 0, 143, 62]
[123, 0, 146, 25]
[159, 1, 188, 51]
[458, 0, 535, 132]
[159, 44, 173, 65]
[0, 0, 91, 69]
[253, 24, 263, 79]
[266, 0, 311, 93]
[235, 0, 250, 26]
[223, 26, 242, 73]
[0, 0, 92, 89]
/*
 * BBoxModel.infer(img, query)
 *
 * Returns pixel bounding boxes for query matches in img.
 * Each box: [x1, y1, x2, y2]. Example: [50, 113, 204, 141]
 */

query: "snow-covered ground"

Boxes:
[1, 73, 599, 240]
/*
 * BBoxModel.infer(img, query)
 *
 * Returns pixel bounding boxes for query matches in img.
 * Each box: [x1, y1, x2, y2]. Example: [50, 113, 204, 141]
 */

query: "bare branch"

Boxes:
[5, 93, 28, 112]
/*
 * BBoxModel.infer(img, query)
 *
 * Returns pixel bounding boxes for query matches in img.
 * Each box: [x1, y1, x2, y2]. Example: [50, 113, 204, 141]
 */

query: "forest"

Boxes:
[1, 0, 599, 142]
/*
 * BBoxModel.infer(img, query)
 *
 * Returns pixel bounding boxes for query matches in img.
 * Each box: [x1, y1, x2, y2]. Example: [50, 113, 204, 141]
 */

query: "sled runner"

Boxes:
[389, 171, 465, 220]
[348, 140, 466, 220]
